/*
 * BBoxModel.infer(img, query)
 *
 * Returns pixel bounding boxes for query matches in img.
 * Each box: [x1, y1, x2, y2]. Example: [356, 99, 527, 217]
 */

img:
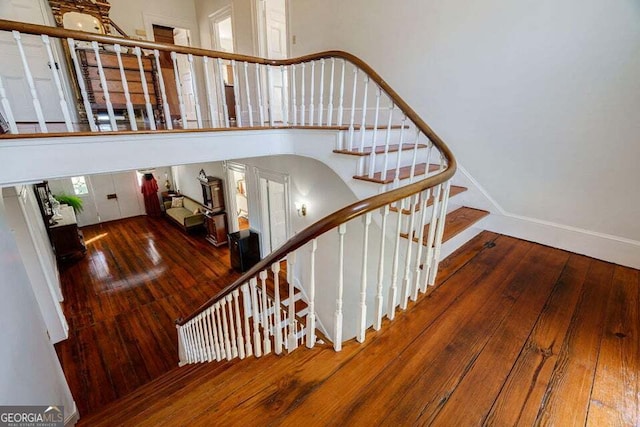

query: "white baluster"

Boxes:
[334, 223, 346, 351]
[216, 58, 230, 127]
[180, 324, 192, 364]
[0, 75, 18, 133]
[200, 311, 213, 362]
[259, 270, 272, 354]
[337, 59, 346, 127]
[412, 190, 431, 301]
[214, 302, 227, 360]
[113, 44, 137, 130]
[13, 31, 47, 132]
[183, 323, 194, 363]
[133, 47, 156, 130]
[287, 252, 298, 351]
[409, 129, 422, 182]
[91, 41, 117, 131]
[308, 61, 315, 125]
[306, 239, 317, 348]
[232, 289, 245, 359]
[231, 60, 241, 126]
[208, 307, 222, 361]
[170, 52, 187, 128]
[186, 54, 202, 128]
[202, 57, 217, 128]
[381, 103, 395, 180]
[422, 184, 442, 292]
[249, 277, 262, 357]
[429, 181, 451, 286]
[255, 63, 265, 125]
[67, 39, 97, 131]
[280, 65, 287, 125]
[388, 198, 404, 319]
[401, 194, 420, 310]
[327, 58, 335, 126]
[290, 64, 297, 126]
[240, 284, 254, 357]
[242, 62, 254, 126]
[225, 294, 238, 358]
[394, 116, 408, 186]
[368, 88, 382, 178]
[194, 315, 205, 362]
[220, 298, 233, 360]
[300, 63, 306, 126]
[152, 49, 172, 129]
[317, 59, 325, 126]
[266, 65, 274, 126]
[41, 35, 72, 132]
[374, 204, 390, 330]
[347, 67, 358, 151]
[357, 213, 372, 342]
[272, 262, 283, 354]
[358, 76, 370, 153]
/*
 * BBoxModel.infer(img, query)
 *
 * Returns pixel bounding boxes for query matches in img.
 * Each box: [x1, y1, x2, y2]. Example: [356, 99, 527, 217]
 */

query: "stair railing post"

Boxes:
[113, 44, 137, 130]
[290, 64, 297, 126]
[231, 60, 242, 127]
[243, 61, 254, 126]
[306, 239, 317, 348]
[249, 277, 262, 357]
[0, 75, 18, 134]
[327, 57, 335, 125]
[170, 51, 187, 128]
[271, 261, 283, 354]
[337, 59, 346, 127]
[317, 59, 325, 126]
[41, 35, 73, 132]
[308, 61, 315, 125]
[287, 251, 298, 352]
[428, 180, 452, 286]
[240, 283, 253, 357]
[13, 31, 47, 132]
[216, 58, 230, 127]
[347, 67, 358, 151]
[91, 41, 117, 130]
[374, 204, 389, 330]
[153, 49, 173, 129]
[357, 213, 372, 342]
[259, 270, 272, 354]
[134, 47, 157, 130]
[388, 198, 404, 319]
[255, 63, 265, 125]
[334, 223, 346, 351]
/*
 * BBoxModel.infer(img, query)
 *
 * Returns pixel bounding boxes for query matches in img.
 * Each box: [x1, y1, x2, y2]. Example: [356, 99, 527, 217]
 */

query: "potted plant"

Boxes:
[54, 193, 84, 214]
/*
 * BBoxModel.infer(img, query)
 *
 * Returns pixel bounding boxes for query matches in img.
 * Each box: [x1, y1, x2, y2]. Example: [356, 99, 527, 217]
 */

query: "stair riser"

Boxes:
[337, 128, 410, 151]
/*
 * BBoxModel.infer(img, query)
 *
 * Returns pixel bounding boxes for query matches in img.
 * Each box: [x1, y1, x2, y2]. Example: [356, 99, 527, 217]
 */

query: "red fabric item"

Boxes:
[141, 176, 162, 217]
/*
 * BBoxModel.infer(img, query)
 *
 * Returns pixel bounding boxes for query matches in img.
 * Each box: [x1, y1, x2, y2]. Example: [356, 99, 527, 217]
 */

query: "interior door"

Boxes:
[0, 0, 65, 123]
[89, 174, 121, 223]
[259, 175, 288, 255]
[261, 0, 288, 122]
[112, 171, 145, 218]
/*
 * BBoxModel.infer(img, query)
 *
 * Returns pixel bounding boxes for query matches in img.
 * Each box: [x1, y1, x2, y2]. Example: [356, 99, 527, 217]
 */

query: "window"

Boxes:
[71, 176, 88, 195]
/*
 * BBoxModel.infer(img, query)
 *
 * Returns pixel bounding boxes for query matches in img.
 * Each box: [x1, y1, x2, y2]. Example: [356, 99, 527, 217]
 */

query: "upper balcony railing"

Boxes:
[0, 19, 458, 364]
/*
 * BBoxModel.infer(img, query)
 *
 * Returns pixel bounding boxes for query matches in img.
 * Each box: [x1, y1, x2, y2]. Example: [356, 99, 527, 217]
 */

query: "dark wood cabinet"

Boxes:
[205, 212, 228, 247]
[229, 230, 260, 272]
[200, 176, 225, 212]
[49, 206, 86, 260]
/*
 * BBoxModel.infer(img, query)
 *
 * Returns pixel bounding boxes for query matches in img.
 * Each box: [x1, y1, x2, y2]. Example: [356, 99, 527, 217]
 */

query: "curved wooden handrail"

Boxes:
[0, 19, 457, 326]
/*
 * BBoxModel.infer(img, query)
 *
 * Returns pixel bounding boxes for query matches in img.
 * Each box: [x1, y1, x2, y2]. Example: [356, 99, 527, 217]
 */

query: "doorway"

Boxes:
[255, 167, 290, 256]
[152, 24, 196, 127]
[225, 161, 250, 232]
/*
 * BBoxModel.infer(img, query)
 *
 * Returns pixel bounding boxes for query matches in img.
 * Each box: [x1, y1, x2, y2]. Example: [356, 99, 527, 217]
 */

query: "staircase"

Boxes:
[0, 18, 491, 414]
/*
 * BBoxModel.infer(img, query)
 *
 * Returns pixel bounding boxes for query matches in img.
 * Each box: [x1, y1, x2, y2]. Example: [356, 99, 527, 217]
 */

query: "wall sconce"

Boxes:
[295, 202, 307, 217]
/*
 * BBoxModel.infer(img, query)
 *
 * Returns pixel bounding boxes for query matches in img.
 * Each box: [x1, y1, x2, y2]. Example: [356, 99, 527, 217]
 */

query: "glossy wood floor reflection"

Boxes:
[55, 216, 241, 416]
[79, 231, 640, 426]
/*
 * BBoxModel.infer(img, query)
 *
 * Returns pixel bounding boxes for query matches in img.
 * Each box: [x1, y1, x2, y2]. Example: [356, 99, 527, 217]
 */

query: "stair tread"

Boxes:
[334, 143, 428, 157]
[390, 185, 467, 214]
[354, 163, 441, 184]
[400, 207, 489, 245]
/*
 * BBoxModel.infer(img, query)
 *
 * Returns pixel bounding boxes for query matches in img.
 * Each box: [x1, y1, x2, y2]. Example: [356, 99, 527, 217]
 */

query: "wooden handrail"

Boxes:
[0, 18, 457, 326]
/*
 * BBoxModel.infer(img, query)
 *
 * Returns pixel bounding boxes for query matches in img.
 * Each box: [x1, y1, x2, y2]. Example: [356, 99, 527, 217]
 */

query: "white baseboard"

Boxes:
[65, 401, 79, 426]
[484, 213, 640, 270]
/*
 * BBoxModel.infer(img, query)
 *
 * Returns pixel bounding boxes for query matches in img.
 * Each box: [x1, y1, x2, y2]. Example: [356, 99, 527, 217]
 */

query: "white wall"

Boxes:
[0, 195, 76, 422]
[2, 187, 68, 344]
[171, 161, 225, 205]
[289, 0, 640, 242]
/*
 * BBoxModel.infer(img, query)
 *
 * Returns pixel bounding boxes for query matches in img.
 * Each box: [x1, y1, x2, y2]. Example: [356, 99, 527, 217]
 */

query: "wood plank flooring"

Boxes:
[55, 216, 242, 416]
[76, 231, 640, 426]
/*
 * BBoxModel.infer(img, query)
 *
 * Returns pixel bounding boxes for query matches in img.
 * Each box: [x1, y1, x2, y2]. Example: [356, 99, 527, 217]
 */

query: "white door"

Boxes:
[257, 0, 288, 122]
[89, 174, 122, 223]
[0, 0, 66, 123]
[257, 169, 289, 255]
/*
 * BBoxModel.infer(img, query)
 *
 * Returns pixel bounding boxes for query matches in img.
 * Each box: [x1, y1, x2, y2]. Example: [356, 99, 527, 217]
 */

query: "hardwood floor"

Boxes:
[77, 231, 640, 426]
[55, 216, 242, 416]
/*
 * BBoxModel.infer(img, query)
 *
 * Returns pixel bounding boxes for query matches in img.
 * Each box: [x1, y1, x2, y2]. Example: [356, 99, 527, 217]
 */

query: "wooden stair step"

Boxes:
[390, 185, 467, 214]
[333, 143, 428, 157]
[354, 163, 441, 184]
[400, 207, 489, 245]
